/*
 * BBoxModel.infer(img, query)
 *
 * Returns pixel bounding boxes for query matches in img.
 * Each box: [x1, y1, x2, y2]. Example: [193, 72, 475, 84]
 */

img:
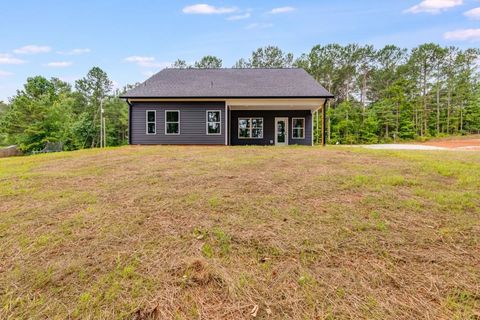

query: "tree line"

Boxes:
[0, 68, 128, 151]
[1, 43, 479, 151]
[296, 44, 480, 143]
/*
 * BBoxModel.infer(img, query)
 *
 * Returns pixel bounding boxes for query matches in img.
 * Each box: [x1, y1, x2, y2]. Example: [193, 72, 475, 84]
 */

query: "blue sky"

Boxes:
[0, 0, 479, 101]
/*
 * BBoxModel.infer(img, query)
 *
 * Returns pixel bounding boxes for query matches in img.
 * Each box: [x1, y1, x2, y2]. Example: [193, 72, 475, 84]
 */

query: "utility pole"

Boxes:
[99, 98, 107, 148]
[99, 99, 103, 148]
[103, 110, 106, 148]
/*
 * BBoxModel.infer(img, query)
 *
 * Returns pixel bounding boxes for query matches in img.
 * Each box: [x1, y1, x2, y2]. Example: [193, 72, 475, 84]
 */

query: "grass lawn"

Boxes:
[1, 146, 479, 319]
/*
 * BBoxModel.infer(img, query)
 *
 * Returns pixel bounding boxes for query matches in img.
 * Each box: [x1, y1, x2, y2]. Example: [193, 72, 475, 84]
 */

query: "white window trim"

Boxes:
[165, 110, 180, 135]
[206, 110, 222, 135]
[146, 110, 156, 135]
[292, 117, 305, 139]
[238, 117, 264, 139]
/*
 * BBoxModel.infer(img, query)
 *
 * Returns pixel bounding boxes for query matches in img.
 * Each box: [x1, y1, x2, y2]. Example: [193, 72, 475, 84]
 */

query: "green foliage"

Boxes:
[0, 101, 7, 145]
[2, 43, 479, 150]
[171, 59, 189, 69]
[0, 68, 128, 152]
[297, 43, 480, 144]
[0, 76, 68, 151]
[194, 55, 222, 68]
[201, 243, 214, 258]
[234, 45, 293, 68]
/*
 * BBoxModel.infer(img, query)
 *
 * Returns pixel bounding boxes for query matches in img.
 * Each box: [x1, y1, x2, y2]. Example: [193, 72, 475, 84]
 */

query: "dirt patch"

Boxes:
[0, 145, 22, 158]
[420, 135, 480, 150]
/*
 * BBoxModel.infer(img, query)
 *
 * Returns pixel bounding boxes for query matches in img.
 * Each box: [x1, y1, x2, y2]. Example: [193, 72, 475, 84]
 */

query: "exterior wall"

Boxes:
[230, 110, 312, 146]
[130, 101, 225, 145]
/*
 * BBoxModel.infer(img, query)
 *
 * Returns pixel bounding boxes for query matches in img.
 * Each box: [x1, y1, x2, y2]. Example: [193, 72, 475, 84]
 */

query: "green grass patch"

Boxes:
[1, 145, 479, 319]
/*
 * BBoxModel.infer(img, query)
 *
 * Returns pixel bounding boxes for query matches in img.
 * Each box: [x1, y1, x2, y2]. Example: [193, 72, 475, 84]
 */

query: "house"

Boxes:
[121, 68, 333, 146]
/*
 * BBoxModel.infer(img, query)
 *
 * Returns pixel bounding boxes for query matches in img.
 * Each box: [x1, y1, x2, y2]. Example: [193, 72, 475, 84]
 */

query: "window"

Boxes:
[146, 110, 156, 134]
[165, 110, 179, 135]
[238, 118, 263, 139]
[292, 118, 305, 139]
[206, 110, 221, 135]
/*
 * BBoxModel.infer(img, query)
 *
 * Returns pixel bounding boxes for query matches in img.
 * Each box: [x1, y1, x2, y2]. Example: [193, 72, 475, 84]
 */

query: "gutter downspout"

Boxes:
[322, 99, 328, 146]
[126, 99, 133, 145]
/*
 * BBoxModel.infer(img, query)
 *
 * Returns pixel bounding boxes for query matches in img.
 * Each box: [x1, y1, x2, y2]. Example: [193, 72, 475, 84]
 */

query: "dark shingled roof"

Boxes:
[121, 68, 333, 99]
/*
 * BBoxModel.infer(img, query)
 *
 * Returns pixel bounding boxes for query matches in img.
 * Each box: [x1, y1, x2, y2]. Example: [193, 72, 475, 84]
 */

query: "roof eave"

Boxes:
[121, 95, 335, 100]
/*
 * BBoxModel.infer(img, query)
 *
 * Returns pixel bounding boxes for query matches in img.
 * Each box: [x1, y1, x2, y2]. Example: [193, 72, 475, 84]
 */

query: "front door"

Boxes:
[275, 117, 288, 146]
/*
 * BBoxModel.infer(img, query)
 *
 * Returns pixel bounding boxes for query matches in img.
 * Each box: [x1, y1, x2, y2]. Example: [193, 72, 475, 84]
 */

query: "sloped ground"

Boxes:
[0, 146, 479, 319]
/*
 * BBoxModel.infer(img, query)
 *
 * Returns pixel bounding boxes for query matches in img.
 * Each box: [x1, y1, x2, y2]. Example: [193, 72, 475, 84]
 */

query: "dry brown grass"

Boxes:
[1, 146, 479, 319]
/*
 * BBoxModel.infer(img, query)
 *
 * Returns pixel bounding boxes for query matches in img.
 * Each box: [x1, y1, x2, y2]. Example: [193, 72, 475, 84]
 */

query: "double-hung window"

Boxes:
[206, 110, 221, 135]
[292, 118, 305, 139]
[238, 118, 263, 139]
[165, 110, 180, 135]
[146, 110, 156, 134]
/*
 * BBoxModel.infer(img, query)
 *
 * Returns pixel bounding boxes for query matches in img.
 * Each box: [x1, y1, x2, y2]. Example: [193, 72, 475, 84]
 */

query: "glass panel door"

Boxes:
[275, 118, 288, 146]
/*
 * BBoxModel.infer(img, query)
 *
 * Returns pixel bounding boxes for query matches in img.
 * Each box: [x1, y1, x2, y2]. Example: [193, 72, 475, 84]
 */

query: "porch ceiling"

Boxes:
[226, 98, 325, 112]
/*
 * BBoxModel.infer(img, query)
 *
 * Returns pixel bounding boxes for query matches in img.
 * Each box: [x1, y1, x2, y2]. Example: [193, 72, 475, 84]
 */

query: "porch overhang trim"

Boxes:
[125, 97, 327, 113]
[226, 98, 326, 113]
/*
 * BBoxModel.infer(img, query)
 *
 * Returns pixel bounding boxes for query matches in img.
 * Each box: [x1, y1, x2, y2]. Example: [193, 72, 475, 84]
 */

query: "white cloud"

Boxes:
[0, 53, 26, 65]
[444, 28, 480, 41]
[227, 12, 251, 20]
[404, 0, 463, 14]
[464, 7, 480, 19]
[268, 6, 295, 14]
[245, 23, 273, 30]
[124, 56, 170, 68]
[182, 4, 237, 14]
[57, 48, 91, 55]
[0, 70, 13, 78]
[14, 45, 51, 54]
[46, 61, 72, 67]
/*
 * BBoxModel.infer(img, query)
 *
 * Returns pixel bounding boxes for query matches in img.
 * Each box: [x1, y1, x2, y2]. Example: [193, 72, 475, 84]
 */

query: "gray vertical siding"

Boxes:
[130, 101, 225, 145]
[230, 110, 312, 146]
[130, 101, 313, 146]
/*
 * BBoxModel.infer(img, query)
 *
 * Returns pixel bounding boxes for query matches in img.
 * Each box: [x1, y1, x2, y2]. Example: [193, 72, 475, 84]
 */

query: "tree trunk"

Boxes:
[327, 116, 331, 143]
[460, 103, 463, 132]
[436, 85, 440, 135]
[345, 110, 349, 138]
[395, 102, 400, 143]
[361, 72, 367, 123]
[414, 105, 418, 136]
[345, 81, 350, 102]
[91, 110, 98, 148]
[422, 61, 427, 137]
[447, 87, 451, 134]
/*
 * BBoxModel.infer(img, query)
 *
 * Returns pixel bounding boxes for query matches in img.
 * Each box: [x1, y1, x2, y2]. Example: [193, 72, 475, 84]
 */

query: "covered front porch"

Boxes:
[226, 99, 327, 146]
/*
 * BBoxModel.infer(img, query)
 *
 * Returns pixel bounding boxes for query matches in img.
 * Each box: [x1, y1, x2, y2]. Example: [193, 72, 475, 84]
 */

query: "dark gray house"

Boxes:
[121, 68, 333, 146]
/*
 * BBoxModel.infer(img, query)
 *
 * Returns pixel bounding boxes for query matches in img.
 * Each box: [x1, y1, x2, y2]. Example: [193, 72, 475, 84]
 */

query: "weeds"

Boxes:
[0, 145, 479, 319]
